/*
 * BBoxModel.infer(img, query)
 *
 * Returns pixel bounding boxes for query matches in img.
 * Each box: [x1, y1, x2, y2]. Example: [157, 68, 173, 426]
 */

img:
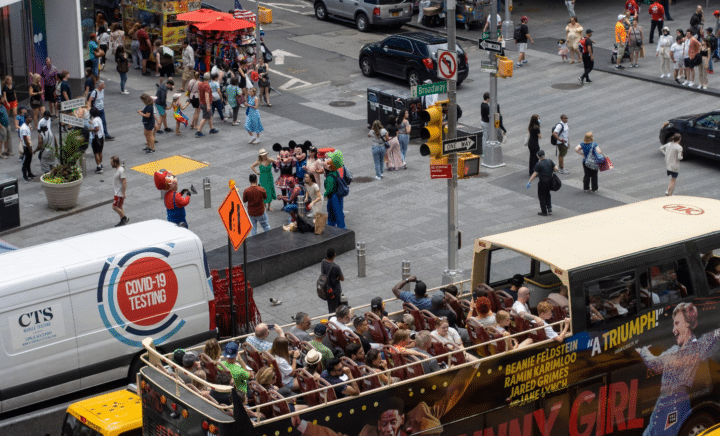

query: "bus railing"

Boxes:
[140, 314, 570, 425]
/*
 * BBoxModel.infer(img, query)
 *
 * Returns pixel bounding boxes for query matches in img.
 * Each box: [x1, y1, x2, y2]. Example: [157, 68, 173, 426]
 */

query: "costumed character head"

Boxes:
[326, 150, 344, 172]
[316, 147, 335, 159]
[154, 170, 178, 192]
[290, 140, 310, 162]
[273, 142, 293, 164]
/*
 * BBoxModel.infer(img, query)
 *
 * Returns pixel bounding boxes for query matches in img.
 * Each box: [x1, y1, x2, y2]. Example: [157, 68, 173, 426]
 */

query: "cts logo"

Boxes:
[97, 245, 185, 347]
[663, 204, 705, 215]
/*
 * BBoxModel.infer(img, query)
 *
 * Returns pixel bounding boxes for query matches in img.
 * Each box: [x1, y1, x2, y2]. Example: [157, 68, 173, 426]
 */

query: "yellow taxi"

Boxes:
[61, 388, 142, 436]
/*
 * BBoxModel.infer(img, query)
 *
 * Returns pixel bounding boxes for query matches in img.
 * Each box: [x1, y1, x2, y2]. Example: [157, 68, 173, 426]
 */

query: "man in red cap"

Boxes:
[513, 16, 534, 67]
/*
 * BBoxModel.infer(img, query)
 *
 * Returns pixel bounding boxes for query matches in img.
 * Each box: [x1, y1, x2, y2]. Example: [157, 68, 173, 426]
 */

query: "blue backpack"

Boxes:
[333, 173, 350, 197]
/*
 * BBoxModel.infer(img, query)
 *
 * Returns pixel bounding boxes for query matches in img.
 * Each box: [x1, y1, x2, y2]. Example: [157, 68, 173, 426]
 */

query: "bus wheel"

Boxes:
[679, 412, 716, 436]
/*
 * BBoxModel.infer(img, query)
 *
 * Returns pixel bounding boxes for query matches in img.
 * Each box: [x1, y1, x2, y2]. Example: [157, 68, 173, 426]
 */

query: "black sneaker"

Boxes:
[585, 78, 593, 83]
[146, 149, 153, 154]
[538, 212, 548, 216]
[163, 127, 172, 132]
[156, 130, 164, 135]
[548, 209, 553, 215]
[23, 176, 30, 182]
[105, 136, 115, 141]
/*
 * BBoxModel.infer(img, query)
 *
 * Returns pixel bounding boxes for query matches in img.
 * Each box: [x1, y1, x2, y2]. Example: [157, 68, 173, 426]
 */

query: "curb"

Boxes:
[0, 199, 113, 237]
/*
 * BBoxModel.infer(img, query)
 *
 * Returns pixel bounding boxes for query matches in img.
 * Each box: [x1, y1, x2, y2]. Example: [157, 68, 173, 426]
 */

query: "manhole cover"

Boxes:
[352, 176, 375, 183]
[551, 83, 582, 90]
[329, 101, 356, 107]
[326, 57, 346, 62]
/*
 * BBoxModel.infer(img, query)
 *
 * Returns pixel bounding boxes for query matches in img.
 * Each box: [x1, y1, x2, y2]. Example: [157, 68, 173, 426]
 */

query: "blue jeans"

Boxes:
[211, 99, 224, 120]
[119, 73, 127, 92]
[709, 57, 714, 72]
[98, 108, 110, 137]
[372, 145, 385, 177]
[250, 212, 271, 235]
[92, 58, 99, 77]
[398, 133, 409, 161]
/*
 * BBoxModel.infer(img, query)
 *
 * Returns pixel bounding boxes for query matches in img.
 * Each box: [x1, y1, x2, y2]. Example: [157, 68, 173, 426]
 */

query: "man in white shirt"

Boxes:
[181, 40, 195, 92]
[552, 114, 570, 174]
[18, 109, 35, 181]
[87, 80, 114, 141]
[36, 111, 55, 174]
[670, 34, 685, 84]
[88, 107, 104, 174]
[111, 156, 129, 227]
[511, 287, 531, 315]
[329, 305, 353, 334]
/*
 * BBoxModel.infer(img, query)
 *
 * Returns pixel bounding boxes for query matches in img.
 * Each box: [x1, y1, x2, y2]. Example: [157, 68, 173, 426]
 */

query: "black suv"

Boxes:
[359, 32, 469, 86]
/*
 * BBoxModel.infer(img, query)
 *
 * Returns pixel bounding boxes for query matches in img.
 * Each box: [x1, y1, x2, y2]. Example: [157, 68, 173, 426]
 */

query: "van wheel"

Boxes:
[679, 412, 716, 436]
[356, 14, 370, 32]
[360, 57, 375, 77]
[315, 2, 328, 20]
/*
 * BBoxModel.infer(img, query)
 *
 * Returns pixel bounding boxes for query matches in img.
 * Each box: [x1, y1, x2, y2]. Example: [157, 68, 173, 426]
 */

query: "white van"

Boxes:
[0, 220, 216, 413]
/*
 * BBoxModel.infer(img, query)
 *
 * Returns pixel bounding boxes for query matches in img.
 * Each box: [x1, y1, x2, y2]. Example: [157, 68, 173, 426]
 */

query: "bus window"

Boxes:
[702, 250, 720, 291]
[648, 260, 693, 304]
[584, 272, 636, 325]
[488, 248, 531, 286]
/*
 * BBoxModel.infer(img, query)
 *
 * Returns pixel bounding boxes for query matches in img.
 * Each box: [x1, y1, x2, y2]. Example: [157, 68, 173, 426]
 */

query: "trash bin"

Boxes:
[378, 88, 400, 126]
[367, 85, 387, 126]
[0, 174, 20, 231]
[457, 124, 483, 155]
[391, 91, 423, 139]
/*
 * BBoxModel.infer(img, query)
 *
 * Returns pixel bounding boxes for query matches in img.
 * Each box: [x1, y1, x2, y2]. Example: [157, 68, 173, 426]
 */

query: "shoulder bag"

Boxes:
[551, 173, 562, 192]
[584, 144, 599, 170]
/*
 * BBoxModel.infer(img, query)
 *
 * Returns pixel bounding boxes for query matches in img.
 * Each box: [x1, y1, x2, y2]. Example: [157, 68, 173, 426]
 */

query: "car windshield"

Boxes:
[423, 43, 465, 58]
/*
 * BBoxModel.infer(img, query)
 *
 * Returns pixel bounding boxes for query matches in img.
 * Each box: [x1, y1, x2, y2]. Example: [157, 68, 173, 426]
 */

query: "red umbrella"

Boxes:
[195, 16, 254, 31]
[176, 9, 234, 22]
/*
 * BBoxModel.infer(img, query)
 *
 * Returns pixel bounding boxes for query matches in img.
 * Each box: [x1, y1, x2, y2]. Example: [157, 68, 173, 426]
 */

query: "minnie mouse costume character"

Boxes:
[154, 170, 192, 228]
[273, 142, 298, 206]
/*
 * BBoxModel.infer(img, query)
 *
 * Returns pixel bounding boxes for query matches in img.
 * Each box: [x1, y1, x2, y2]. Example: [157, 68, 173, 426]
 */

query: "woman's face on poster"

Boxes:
[673, 313, 692, 346]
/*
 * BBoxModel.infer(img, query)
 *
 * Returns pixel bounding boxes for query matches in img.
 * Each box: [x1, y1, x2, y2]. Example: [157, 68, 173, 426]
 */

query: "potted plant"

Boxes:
[40, 128, 85, 210]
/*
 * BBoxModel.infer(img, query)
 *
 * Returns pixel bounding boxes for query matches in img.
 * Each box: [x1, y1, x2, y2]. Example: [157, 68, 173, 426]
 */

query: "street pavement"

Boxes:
[2, 0, 720, 332]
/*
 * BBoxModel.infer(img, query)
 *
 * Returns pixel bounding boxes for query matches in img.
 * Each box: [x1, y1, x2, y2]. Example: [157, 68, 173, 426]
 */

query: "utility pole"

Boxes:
[442, 0, 462, 285]
[482, 0, 505, 168]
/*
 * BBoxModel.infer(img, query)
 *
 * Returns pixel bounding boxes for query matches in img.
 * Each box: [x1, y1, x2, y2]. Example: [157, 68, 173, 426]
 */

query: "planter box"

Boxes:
[40, 174, 83, 210]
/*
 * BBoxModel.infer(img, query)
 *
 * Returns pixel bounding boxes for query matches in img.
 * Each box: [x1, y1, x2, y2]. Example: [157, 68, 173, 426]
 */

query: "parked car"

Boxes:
[314, 0, 412, 32]
[659, 111, 720, 160]
[359, 32, 469, 86]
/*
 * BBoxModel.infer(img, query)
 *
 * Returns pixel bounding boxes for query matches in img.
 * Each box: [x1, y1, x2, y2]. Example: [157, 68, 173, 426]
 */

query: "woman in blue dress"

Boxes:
[245, 87, 263, 144]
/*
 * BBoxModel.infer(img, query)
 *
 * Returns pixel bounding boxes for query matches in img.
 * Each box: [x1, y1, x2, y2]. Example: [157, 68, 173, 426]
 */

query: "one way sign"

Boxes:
[443, 135, 478, 154]
[478, 38, 503, 53]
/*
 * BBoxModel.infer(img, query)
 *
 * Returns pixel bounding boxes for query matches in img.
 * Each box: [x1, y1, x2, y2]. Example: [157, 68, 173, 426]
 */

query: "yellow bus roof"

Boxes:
[66, 389, 142, 436]
[475, 196, 720, 273]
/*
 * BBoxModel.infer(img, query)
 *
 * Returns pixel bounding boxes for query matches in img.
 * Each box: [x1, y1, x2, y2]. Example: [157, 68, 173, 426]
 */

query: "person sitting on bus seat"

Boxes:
[173, 349, 186, 366]
[412, 331, 444, 374]
[392, 275, 431, 310]
[431, 317, 462, 347]
[270, 337, 301, 394]
[430, 293, 471, 345]
[290, 311, 313, 342]
[588, 304, 604, 322]
[329, 305, 353, 334]
[503, 274, 525, 301]
[370, 296, 388, 318]
[547, 286, 569, 308]
[472, 296, 496, 327]
[247, 323, 284, 352]
[473, 282, 493, 300]
[364, 348, 392, 385]
[321, 357, 360, 398]
[397, 313, 417, 336]
[179, 351, 202, 384]
[346, 342, 366, 366]
[303, 349, 324, 380]
[209, 371, 234, 405]
[354, 316, 381, 353]
[203, 338, 222, 362]
[311, 324, 335, 368]
[443, 284, 459, 297]
[531, 301, 571, 343]
[191, 369, 213, 398]
[511, 287, 531, 315]
[220, 341, 252, 394]
[606, 289, 629, 316]
[495, 310, 534, 350]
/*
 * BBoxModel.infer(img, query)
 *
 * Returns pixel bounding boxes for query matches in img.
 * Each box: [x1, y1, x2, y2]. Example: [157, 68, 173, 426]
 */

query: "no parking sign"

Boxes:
[437, 50, 457, 82]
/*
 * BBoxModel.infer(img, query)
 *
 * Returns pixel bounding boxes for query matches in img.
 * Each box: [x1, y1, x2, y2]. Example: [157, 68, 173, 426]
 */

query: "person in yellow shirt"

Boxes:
[615, 14, 628, 69]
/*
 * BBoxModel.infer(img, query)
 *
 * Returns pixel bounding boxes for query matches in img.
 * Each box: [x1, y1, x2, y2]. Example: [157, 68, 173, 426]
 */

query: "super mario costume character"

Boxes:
[154, 170, 192, 228]
[324, 150, 345, 229]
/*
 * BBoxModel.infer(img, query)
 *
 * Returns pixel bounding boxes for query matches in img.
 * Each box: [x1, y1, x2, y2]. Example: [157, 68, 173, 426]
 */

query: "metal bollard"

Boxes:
[402, 260, 411, 290]
[297, 196, 305, 218]
[80, 154, 87, 177]
[203, 177, 211, 208]
[357, 242, 366, 278]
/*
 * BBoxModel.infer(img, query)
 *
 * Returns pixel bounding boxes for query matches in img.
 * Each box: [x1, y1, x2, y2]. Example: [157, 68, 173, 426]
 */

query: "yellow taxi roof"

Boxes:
[66, 389, 142, 436]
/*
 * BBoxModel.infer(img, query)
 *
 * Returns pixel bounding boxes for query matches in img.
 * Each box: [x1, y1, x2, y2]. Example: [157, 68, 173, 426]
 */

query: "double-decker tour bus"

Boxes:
[138, 196, 720, 436]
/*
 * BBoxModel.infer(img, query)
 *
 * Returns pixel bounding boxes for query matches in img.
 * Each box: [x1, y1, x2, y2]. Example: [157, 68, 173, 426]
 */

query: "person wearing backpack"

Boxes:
[551, 115, 570, 174]
[324, 150, 347, 229]
[320, 248, 344, 313]
[514, 16, 534, 67]
[704, 27, 717, 73]
[578, 29, 595, 85]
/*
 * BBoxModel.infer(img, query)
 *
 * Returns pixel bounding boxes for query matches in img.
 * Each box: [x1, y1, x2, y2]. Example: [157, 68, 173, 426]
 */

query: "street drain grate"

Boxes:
[551, 83, 583, 90]
[329, 101, 356, 107]
[352, 176, 375, 183]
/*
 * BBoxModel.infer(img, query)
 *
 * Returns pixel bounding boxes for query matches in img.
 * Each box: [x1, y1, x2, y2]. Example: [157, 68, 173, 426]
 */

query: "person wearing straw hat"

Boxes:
[251, 148, 278, 211]
[657, 27, 674, 78]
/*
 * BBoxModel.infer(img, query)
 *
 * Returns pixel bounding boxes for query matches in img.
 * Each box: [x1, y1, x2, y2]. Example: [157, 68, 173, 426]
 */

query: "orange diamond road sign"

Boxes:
[218, 188, 253, 250]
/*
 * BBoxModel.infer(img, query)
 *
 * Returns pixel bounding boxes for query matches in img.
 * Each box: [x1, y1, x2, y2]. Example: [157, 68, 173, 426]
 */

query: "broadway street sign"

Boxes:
[411, 81, 447, 98]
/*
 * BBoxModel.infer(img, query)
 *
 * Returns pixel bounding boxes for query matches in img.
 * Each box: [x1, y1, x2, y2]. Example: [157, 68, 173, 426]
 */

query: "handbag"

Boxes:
[599, 156, 614, 171]
[640, 45, 646, 58]
[551, 173, 562, 191]
[523, 133, 529, 148]
[594, 147, 606, 165]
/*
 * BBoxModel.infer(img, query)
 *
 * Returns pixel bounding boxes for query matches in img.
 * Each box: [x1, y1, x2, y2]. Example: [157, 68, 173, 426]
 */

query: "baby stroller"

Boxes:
[610, 40, 631, 64]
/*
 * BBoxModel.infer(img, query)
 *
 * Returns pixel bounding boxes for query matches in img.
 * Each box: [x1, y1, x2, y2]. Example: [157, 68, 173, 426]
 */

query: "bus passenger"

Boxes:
[431, 318, 462, 347]
[502, 274, 525, 301]
[209, 372, 234, 406]
[392, 275, 431, 310]
[547, 286, 569, 308]
[311, 324, 334, 368]
[203, 339, 222, 362]
[346, 343, 366, 366]
[472, 296, 496, 327]
[270, 337, 301, 394]
[532, 301, 571, 343]
[412, 331, 444, 374]
[495, 310, 533, 349]
[364, 348, 391, 386]
[512, 287, 531, 315]
[220, 342, 251, 394]
[321, 357, 360, 398]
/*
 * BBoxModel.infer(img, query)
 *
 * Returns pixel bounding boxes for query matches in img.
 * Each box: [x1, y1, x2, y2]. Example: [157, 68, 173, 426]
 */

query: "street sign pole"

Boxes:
[483, 0, 505, 168]
[228, 235, 237, 337]
[443, 0, 462, 285]
[240, 206, 250, 335]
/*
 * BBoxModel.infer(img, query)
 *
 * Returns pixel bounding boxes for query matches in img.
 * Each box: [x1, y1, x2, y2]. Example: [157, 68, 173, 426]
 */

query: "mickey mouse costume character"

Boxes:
[291, 140, 310, 188]
[154, 170, 192, 227]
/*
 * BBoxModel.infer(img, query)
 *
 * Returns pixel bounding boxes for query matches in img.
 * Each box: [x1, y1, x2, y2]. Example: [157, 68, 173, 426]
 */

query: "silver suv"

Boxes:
[314, 0, 412, 32]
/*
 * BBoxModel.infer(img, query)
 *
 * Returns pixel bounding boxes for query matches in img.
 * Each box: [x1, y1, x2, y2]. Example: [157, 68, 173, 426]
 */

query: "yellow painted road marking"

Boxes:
[131, 155, 209, 176]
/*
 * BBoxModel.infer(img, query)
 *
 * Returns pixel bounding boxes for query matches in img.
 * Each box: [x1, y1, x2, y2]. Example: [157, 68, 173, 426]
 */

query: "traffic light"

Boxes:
[457, 152, 481, 179]
[419, 103, 444, 158]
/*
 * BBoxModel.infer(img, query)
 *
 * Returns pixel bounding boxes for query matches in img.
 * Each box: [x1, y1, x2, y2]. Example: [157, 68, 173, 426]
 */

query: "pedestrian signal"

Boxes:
[457, 152, 481, 179]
